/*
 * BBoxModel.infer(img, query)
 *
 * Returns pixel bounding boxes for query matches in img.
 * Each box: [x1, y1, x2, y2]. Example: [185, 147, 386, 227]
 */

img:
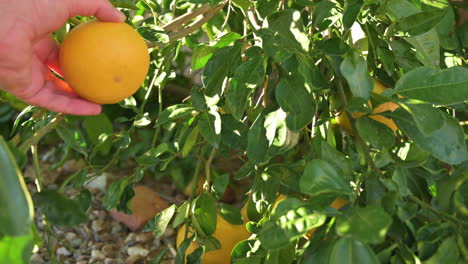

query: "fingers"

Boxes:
[22, 80, 102, 116]
[16, 55, 101, 116]
[33, 35, 62, 76]
[67, 0, 126, 23]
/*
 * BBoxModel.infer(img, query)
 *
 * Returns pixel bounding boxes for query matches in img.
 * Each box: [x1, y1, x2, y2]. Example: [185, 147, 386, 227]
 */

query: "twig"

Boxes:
[204, 147, 218, 192]
[168, 2, 227, 42]
[19, 114, 65, 153]
[247, 7, 261, 31]
[31, 145, 43, 192]
[409, 195, 468, 228]
[162, 4, 215, 32]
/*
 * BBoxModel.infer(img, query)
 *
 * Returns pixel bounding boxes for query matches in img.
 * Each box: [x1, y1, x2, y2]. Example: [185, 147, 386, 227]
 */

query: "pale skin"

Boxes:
[0, 0, 126, 115]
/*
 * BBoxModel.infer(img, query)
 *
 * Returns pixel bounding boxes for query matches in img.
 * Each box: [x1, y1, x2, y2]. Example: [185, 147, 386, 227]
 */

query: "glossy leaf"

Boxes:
[247, 113, 269, 164]
[299, 159, 351, 196]
[329, 237, 379, 264]
[155, 104, 196, 127]
[84, 113, 113, 155]
[336, 206, 392, 244]
[34, 190, 88, 226]
[343, 0, 363, 30]
[151, 205, 176, 239]
[198, 111, 221, 147]
[393, 108, 468, 164]
[355, 116, 395, 149]
[0, 137, 33, 236]
[340, 49, 373, 100]
[394, 66, 468, 105]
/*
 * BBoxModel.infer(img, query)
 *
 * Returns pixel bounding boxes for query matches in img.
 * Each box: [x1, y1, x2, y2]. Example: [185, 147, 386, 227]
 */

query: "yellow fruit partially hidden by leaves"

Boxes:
[176, 214, 250, 264]
[59, 20, 150, 104]
[337, 80, 399, 133]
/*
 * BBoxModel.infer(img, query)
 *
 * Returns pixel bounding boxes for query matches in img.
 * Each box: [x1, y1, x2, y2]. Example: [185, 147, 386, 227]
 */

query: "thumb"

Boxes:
[67, 0, 126, 22]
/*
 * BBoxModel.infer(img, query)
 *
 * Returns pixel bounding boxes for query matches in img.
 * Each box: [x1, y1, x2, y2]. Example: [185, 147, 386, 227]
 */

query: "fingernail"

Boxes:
[117, 10, 126, 21]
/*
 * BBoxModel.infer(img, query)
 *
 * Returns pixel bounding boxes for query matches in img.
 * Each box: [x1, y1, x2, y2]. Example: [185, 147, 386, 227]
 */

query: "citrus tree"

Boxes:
[1, 0, 468, 263]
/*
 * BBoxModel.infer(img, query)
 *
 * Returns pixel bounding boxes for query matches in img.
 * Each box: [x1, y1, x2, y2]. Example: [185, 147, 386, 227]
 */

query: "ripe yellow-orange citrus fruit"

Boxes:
[59, 20, 150, 104]
[337, 80, 399, 133]
[176, 214, 250, 264]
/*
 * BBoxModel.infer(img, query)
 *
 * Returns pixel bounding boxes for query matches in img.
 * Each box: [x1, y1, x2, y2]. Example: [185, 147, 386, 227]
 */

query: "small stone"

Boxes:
[73, 249, 82, 258]
[124, 233, 137, 245]
[111, 223, 123, 234]
[104, 258, 118, 264]
[65, 232, 77, 241]
[30, 253, 45, 264]
[56, 247, 71, 257]
[127, 246, 149, 257]
[91, 249, 106, 261]
[110, 186, 170, 231]
[77, 261, 87, 264]
[100, 233, 114, 242]
[92, 219, 105, 232]
[125, 254, 145, 264]
[135, 232, 154, 243]
[92, 242, 103, 250]
[101, 245, 116, 257]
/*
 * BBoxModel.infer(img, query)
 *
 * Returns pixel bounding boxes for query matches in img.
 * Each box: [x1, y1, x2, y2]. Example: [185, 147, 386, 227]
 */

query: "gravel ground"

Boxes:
[26, 159, 184, 264]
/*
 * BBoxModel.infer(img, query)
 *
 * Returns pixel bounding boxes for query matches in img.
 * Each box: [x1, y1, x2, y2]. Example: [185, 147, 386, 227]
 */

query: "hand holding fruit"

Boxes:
[0, 0, 125, 115]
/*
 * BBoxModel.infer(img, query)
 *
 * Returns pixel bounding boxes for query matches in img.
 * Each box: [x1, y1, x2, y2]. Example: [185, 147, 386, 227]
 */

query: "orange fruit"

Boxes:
[176, 214, 250, 264]
[337, 80, 399, 133]
[59, 20, 150, 104]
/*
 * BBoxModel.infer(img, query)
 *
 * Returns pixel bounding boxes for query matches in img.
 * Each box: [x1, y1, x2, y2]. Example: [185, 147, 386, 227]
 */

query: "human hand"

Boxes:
[0, 0, 125, 115]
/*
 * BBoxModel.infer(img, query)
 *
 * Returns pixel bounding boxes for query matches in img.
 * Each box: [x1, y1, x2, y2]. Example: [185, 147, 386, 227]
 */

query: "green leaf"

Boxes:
[395, 9, 447, 36]
[192, 46, 219, 70]
[173, 201, 190, 229]
[220, 115, 248, 151]
[329, 237, 380, 264]
[0, 137, 33, 236]
[155, 104, 196, 127]
[211, 173, 230, 201]
[226, 56, 266, 119]
[0, 234, 33, 264]
[137, 25, 169, 43]
[110, 0, 139, 9]
[258, 9, 309, 62]
[355, 116, 395, 149]
[299, 159, 351, 196]
[393, 108, 468, 165]
[191, 193, 217, 237]
[182, 126, 199, 158]
[150, 248, 169, 264]
[336, 206, 392, 244]
[340, 49, 373, 100]
[198, 111, 221, 147]
[34, 190, 88, 226]
[316, 139, 353, 179]
[394, 66, 468, 105]
[316, 38, 350, 56]
[55, 123, 88, 157]
[400, 102, 445, 135]
[219, 204, 243, 225]
[275, 74, 316, 131]
[343, 0, 363, 30]
[406, 29, 440, 67]
[84, 113, 113, 155]
[258, 200, 326, 250]
[424, 236, 459, 264]
[434, 6, 456, 50]
[152, 205, 176, 239]
[247, 113, 269, 164]
[312, 0, 335, 26]
[103, 177, 132, 210]
[202, 43, 242, 97]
